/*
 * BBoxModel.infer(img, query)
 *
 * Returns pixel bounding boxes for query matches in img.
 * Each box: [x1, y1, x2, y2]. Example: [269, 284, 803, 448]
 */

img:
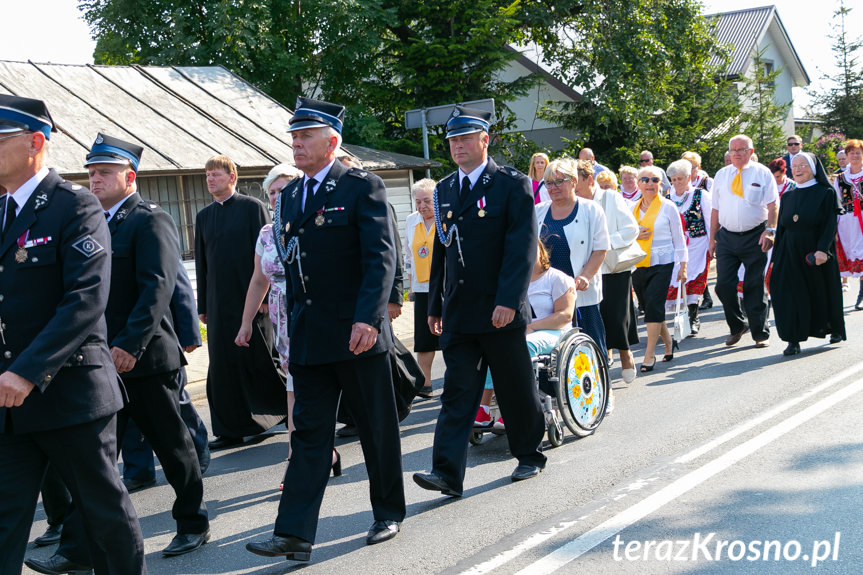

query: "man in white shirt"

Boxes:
[709, 134, 778, 347]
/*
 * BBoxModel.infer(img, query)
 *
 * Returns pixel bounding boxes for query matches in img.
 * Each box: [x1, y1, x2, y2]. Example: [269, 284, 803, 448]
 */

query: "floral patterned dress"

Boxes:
[256, 224, 291, 382]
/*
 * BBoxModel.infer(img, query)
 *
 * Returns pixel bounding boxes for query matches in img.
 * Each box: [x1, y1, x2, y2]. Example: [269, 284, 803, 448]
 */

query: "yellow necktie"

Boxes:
[731, 169, 744, 198]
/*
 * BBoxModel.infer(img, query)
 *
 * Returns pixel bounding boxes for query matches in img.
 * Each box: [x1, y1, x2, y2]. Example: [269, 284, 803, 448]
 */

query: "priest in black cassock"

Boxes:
[195, 155, 287, 448]
[771, 152, 846, 357]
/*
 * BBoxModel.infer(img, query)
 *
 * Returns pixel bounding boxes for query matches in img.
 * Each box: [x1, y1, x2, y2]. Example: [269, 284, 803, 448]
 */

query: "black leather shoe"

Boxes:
[511, 464, 542, 482]
[783, 342, 801, 356]
[24, 554, 92, 575]
[366, 520, 400, 545]
[198, 445, 211, 476]
[336, 424, 358, 437]
[123, 476, 156, 493]
[162, 529, 210, 557]
[209, 436, 243, 450]
[245, 535, 312, 561]
[413, 472, 462, 497]
[33, 524, 63, 546]
[829, 333, 843, 344]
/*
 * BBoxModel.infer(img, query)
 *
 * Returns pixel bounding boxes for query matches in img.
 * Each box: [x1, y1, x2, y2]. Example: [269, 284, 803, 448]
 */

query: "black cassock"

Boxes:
[771, 182, 846, 344]
[195, 193, 286, 437]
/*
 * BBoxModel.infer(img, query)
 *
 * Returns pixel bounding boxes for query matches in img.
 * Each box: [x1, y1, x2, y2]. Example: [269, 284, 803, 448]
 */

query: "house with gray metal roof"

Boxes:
[0, 60, 438, 262]
[500, 4, 808, 150]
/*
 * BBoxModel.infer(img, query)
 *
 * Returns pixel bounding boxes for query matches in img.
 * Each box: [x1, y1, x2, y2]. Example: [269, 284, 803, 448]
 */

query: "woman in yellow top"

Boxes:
[631, 166, 688, 372]
[404, 178, 439, 397]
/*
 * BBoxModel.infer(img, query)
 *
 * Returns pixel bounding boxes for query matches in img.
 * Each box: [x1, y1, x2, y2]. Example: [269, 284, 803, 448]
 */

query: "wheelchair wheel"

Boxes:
[469, 431, 483, 445]
[546, 420, 563, 447]
[554, 331, 609, 438]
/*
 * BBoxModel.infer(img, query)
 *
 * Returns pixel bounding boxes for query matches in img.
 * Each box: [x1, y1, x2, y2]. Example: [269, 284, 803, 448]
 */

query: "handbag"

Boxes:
[673, 280, 691, 342]
[389, 335, 426, 422]
[599, 188, 647, 273]
[605, 241, 647, 274]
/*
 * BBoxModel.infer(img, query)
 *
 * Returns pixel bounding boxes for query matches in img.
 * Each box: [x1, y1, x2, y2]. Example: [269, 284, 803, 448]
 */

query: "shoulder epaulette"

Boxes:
[497, 165, 524, 179]
[347, 167, 372, 180]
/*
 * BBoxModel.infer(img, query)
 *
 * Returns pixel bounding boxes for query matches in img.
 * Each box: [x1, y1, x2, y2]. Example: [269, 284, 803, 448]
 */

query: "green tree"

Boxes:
[78, 0, 541, 175]
[737, 47, 790, 160]
[810, 0, 863, 138]
[526, 0, 741, 174]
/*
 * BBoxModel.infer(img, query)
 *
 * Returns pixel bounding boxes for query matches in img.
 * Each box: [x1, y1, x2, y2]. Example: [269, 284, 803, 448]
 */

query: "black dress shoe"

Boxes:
[245, 535, 312, 561]
[366, 520, 400, 545]
[123, 476, 156, 493]
[336, 424, 358, 437]
[511, 464, 542, 482]
[24, 554, 92, 575]
[33, 524, 63, 546]
[829, 333, 843, 344]
[783, 342, 801, 356]
[413, 472, 462, 497]
[162, 529, 210, 557]
[209, 436, 243, 450]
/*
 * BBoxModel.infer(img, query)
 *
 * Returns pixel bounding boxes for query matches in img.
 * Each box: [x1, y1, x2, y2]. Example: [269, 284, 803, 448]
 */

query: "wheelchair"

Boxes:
[470, 328, 610, 447]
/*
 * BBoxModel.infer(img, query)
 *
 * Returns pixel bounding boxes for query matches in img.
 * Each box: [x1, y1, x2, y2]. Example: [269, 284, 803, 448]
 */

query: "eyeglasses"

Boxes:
[545, 178, 572, 188]
[729, 147, 752, 154]
[639, 177, 661, 183]
[0, 131, 30, 144]
[639, 159, 651, 164]
[786, 142, 801, 147]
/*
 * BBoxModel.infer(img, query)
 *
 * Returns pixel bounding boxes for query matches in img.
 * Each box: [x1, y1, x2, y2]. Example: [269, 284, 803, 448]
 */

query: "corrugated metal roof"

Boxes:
[705, 5, 809, 86]
[0, 61, 437, 175]
[706, 5, 774, 76]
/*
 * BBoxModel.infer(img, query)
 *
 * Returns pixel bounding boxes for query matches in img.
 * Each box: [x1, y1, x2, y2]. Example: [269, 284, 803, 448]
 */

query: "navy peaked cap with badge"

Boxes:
[0, 94, 56, 139]
[289, 97, 345, 134]
[445, 105, 492, 139]
[84, 133, 144, 172]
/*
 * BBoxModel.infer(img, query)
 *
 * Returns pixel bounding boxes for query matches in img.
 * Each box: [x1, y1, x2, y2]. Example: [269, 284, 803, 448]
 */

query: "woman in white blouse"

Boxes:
[664, 159, 712, 336]
[403, 178, 439, 398]
[535, 158, 609, 352]
[578, 162, 640, 384]
[631, 166, 687, 372]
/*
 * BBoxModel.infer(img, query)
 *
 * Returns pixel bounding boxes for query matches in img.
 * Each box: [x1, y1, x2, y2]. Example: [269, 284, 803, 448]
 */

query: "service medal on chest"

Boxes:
[315, 213, 325, 226]
[15, 247, 28, 263]
[446, 210, 453, 219]
[478, 209, 486, 218]
[793, 214, 799, 222]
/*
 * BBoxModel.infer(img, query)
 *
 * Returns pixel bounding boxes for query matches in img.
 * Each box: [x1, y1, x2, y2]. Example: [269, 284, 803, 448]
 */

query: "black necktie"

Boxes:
[303, 179, 316, 213]
[459, 177, 471, 203]
[3, 196, 17, 241]
[104, 211, 111, 220]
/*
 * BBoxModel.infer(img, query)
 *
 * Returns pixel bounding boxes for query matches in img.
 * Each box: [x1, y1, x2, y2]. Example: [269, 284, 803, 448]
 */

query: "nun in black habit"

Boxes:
[771, 152, 846, 356]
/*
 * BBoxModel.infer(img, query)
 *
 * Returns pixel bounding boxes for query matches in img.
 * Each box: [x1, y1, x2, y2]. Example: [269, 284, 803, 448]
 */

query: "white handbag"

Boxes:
[672, 280, 691, 341]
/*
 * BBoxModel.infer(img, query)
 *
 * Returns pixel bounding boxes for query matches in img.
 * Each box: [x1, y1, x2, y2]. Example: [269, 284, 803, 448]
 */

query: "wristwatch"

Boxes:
[765, 227, 776, 234]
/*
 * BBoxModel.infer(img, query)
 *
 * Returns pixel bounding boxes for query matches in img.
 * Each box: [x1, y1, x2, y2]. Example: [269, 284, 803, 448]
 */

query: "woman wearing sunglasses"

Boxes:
[631, 166, 687, 372]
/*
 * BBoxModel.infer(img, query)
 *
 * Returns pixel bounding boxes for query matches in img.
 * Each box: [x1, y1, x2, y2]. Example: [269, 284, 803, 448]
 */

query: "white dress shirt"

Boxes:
[712, 161, 778, 232]
[3, 166, 49, 228]
[637, 197, 688, 265]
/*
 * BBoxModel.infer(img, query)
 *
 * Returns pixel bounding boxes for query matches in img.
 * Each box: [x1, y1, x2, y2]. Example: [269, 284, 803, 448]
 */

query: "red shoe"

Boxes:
[474, 406, 492, 427]
[493, 417, 505, 432]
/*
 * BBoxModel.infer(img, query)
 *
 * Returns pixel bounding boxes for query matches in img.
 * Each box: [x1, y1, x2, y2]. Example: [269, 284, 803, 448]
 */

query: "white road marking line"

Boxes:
[675, 360, 863, 463]
[516, 376, 863, 575]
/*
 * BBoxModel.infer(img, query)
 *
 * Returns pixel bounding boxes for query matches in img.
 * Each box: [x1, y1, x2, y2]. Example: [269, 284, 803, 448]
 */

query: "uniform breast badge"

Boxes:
[446, 211, 453, 220]
[793, 214, 799, 222]
[477, 196, 487, 218]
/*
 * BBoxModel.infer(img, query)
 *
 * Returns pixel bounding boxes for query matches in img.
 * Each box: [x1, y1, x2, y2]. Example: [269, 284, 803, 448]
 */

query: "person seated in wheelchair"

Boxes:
[475, 240, 576, 430]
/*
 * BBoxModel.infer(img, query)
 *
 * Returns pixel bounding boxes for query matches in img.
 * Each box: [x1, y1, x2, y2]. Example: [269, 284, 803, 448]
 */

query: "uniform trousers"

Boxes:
[276, 353, 405, 543]
[0, 414, 144, 575]
[58, 370, 208, 565]
[40, 463, 72, 526]
[121, 367, 209, 481]
[434, 328, 547, 493]
[714, 225, 770, 341]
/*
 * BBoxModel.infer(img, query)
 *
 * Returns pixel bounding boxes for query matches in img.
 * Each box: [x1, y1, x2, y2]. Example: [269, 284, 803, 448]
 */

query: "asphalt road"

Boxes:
[24, 289, 863, 574]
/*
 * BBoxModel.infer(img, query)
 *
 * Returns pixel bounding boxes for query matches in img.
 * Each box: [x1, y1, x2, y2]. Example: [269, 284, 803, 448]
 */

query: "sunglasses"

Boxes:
[0, 131, 31, 144]
[640, 177, 661, 183]
[639, 159, 651, 164]
[786, 142, 801, 146]
[545, 178, 571, 188]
